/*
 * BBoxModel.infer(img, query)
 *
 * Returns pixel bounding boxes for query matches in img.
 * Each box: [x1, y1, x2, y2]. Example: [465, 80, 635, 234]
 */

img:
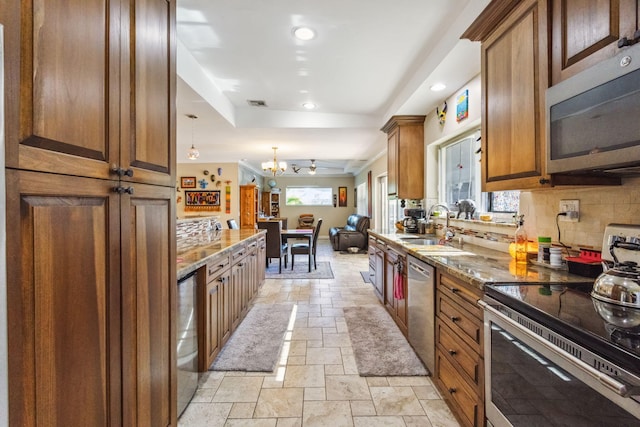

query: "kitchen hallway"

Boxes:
[178, 240, 460, 427]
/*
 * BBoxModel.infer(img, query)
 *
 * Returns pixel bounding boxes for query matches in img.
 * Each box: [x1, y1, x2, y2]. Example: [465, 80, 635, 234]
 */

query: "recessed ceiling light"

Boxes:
[430, 83, 446, 92]
[293, 26, 316, 41]
[302, 102, 316, 110]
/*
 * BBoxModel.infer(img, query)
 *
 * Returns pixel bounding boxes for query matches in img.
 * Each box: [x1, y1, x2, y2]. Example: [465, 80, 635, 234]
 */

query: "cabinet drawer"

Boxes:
[232, 244, 248, 262]
[436, 318, 483, 392]
[437, 292, 483, 352]
[207, 254, 230, 282]
[437, 273, 483, 321]
[436, 350, 484, 427]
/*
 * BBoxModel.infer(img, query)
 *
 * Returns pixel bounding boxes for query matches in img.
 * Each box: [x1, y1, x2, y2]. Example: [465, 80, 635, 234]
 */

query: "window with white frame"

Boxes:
[285, 187, 333, 206]
[439, 129, 519, 216]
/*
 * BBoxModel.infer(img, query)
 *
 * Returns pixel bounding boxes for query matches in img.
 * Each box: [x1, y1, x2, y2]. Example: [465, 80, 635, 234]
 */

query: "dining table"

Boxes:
[281, 228, 314, 272]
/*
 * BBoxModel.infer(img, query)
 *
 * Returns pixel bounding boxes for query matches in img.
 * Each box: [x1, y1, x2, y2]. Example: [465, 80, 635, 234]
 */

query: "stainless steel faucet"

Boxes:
[427, 203, 455, 241]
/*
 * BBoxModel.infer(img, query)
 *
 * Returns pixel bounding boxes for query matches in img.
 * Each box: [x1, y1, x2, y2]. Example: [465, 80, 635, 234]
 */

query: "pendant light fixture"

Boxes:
[261, 147, 287, 176]
[186, 114, 200, 160]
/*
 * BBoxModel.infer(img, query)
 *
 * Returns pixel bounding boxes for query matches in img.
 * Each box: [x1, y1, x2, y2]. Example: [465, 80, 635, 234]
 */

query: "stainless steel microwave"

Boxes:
[546, 43, 640, 175]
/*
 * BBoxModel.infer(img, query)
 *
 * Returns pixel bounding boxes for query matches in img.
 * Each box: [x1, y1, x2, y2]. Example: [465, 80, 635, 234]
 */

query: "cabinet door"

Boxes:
[387, 129, 398, 197]
[6, 170, 121, 427]
[231, 262, 243, 331]
[120, 182, 176, 426]
[481, 0, 550, 191]
[3, 0, 121, 180]
[551, 0, 639, 84]
[240, 186, 258, 229]
[121, 0, 176, 186]
[384, 252, 396, 314]
[203, 273, 227, 370]
[395, 257, 408, 335]
[374, 248, 385, 302]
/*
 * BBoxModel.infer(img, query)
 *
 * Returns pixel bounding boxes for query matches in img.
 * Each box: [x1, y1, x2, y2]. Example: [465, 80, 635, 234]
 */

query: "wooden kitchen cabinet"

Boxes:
[380, 115, 426, 200]
[384, 246, 408, 336]
[463, 0, 550, 192]
[199, 253, 231, 371]
[368, 236, 385, 303]
[240, 185, 260, 229]
[550, 0, 640, 85]
[434, 271, 484, 427]
[3, 0, 177, 425]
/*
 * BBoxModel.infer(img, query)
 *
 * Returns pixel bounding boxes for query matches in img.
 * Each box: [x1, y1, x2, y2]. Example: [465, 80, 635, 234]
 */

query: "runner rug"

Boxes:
[344, 305, 428, 376]
[211, 303, 294, 372]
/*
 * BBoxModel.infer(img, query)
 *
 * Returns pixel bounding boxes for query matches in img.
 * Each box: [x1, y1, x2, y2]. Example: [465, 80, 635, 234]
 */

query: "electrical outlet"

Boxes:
[559, 199, 579, 222]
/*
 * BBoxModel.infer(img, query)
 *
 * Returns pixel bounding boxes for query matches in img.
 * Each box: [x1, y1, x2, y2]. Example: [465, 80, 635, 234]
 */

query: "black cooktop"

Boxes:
[485, 282, 640, 377]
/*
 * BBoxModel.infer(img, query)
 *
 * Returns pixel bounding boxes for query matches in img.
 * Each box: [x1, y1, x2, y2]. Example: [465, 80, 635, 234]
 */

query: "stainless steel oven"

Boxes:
[481, 293, 640, 427]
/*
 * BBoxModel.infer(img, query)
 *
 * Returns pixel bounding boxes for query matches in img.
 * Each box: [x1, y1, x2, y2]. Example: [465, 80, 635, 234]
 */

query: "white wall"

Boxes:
[261, 175, 356, 235]
[424, 75, 482, 208]
[355, 154, 387, 230]
[176, 162, 241, 224]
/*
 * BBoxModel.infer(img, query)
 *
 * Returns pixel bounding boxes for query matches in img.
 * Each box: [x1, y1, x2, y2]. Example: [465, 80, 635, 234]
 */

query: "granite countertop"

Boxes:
[369, 230, 593, 290]
[177, 229, 265, 280]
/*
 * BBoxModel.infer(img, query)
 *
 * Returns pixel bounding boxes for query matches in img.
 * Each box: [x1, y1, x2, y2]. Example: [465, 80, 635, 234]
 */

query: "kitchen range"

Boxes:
[482, 224, 640, 426]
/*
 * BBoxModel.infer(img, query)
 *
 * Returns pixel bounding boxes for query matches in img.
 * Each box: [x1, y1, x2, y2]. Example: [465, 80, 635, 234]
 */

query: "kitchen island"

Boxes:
[177, 228, 267, 372]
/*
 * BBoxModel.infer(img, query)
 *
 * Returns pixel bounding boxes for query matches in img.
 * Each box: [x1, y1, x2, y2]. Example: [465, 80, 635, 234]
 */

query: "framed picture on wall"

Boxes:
[181, 176, 196, 188]
[338, 186, 347, 207]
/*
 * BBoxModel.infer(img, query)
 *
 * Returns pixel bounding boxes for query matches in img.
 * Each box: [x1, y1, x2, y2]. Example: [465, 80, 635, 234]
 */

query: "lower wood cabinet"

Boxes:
[198, 233, 265, 372]
[384, 246, 408, 336]
[434, 270, 484, 427]
[368, 237, 384, 303]
[7, 170, 176, 426]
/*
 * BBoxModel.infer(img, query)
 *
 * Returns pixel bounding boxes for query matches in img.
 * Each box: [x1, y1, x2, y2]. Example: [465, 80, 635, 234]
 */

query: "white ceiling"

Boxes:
[176, 0, 490, 176]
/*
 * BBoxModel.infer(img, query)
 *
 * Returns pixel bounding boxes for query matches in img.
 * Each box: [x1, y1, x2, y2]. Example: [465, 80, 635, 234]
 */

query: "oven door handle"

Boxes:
[479, 299, 639, 397]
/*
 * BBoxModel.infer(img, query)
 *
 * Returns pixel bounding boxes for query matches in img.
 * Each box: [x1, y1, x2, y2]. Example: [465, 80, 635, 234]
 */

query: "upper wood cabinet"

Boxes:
[3, 0, 175, 187]
[381, 116, 425, 200]
[463, 0, 551, 191]
[550, 0, 640, 85]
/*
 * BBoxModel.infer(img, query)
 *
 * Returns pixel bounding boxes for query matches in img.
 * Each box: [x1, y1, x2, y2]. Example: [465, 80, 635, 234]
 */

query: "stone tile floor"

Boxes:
[179, 239, 460, 427]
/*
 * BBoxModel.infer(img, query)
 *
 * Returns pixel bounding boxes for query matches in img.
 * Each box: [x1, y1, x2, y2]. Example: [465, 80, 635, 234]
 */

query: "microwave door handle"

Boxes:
[478, 300, 638, 397]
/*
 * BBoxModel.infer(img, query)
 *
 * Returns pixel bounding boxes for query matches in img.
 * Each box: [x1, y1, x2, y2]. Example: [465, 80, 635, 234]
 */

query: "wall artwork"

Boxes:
[180, 176, 196, 188]
[338, 187, 348, 207]
[456, 89, 469, 123]
[185, 190, 221, 211]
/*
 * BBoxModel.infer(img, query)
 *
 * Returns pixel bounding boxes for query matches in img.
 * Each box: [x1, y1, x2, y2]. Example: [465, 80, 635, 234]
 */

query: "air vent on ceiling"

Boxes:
[247, 99, 268, 107]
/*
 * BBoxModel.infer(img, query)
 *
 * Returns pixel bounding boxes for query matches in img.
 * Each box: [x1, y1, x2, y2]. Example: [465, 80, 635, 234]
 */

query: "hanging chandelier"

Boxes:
[261, 147, 287, 176]
[186, 114, 200, 160]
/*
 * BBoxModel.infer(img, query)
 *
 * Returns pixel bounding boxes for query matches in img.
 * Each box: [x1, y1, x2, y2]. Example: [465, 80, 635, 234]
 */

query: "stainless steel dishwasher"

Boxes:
[407, 255, 435, 374]
[177, 270, 198, 417]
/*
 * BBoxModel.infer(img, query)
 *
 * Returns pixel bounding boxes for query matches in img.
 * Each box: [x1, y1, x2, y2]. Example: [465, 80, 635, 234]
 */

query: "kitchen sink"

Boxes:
[399, 237, 441, 245]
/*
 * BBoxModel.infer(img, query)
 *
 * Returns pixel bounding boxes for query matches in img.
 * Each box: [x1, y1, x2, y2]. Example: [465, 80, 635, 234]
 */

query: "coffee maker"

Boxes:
[403, 208, 425, 233]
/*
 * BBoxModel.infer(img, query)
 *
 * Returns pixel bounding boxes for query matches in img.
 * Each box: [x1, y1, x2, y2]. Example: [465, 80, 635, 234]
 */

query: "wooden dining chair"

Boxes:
[291, 218, 322, 270]
[257, 220, 288, 273]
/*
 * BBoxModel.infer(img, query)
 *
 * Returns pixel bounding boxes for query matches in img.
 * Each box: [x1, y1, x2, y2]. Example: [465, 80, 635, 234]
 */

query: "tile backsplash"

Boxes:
[520, 176, 640, 251]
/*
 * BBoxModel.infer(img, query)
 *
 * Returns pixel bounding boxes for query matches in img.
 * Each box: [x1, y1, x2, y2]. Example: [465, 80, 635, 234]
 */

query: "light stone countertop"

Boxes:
[369, 230, 593, 290]
[177, 229, 265, 280]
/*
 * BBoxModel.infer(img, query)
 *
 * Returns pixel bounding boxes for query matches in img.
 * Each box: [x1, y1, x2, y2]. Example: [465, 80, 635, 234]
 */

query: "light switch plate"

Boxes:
[559, 199, 579, 222]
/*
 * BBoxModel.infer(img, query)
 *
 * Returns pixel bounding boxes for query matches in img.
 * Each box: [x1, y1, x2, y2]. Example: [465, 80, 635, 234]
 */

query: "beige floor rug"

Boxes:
[344, 305, 428, 376]
[265, 260, 334, 279]
[211, 303, 293, 372]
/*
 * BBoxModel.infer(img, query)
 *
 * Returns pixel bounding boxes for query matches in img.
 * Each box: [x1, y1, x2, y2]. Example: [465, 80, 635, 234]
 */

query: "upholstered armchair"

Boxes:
[328, 214, 370, 251]
[297, 214, 315, 229]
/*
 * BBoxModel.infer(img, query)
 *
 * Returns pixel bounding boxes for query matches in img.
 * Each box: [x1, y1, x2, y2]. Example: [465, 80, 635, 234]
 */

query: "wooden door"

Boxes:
[120, 0, 176, 187]
[551, 0, 639, 84]
[481, 0, 550, 191]
[6, 170, 121, 427]
[239, 185, 258, 229]
[3, 0, 122, 180]
[120, 182, 176, 426]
